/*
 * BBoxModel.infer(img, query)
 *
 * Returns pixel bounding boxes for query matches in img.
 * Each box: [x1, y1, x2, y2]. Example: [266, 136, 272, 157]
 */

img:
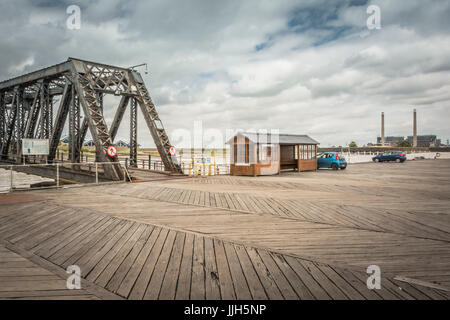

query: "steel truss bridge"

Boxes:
[0, 58, 181, 180]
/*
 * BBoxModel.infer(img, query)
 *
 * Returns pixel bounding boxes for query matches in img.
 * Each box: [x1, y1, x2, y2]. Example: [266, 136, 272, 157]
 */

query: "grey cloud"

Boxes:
[0, 0, 449, 147]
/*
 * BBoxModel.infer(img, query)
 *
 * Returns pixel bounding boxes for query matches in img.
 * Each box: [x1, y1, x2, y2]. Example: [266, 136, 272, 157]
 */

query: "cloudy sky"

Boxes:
[1, 0, 450, 147]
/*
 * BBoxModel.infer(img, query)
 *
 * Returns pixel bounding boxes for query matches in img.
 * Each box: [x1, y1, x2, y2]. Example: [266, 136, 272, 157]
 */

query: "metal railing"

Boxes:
[0, 162, 131, 194]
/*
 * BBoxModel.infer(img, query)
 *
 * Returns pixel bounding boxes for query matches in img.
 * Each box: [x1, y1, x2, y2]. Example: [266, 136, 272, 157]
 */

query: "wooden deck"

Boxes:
[1, 160, 449, 299]
[0, 243, 102, 300]
[0, 201, 447, 300]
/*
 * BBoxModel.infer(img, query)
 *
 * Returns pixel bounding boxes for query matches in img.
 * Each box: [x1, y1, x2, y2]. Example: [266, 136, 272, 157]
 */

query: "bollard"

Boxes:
[56, 163, 60, 187]
[95, 163, 99, 184]
[10, 166, 13, 192]
[148, 154, 151, 169]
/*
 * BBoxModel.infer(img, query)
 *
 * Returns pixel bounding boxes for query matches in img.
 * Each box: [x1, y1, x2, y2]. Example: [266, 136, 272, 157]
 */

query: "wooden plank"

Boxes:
[204, 191, 210, 207]
[143, 230, 177, 300]
[128, 228, 169, 299]
[209, 191, 216, 207]
[106, 225, 154, 293]
[0, 267, 53, 276]
[35, 214, 105, 258]
[314, 264, 365, 299]
[223, 241, 252, 299]
[0, 289, 94, 299]
[213, 239, 236, 299]
[204, 237, 221, 300]
[245, 246, 283, 300]
[117, 227, 162, 298]
[2, 207, 64, 241]
[0, 279, 70, 292]
[21, 210, 90, 250]
[190, 234, 205, 300]
[234, 244, 267, 300]
[175, 233, 194, 300]
[85, 222, 139, 281]
[159, 232, 186, 299]
[57, 218, 123, 267]
[270, 252, 315, 300]
[257, 249, 298, 299]
[94, 224, 147, 287]
[283, 256, 331, 300]
[48, 217, 115, 265]
[64, 219, 125, 268]
[350, 270, 400, 300]
[295, 259, 348, 300]
[214, 192, 223, 208]
[199, 190, 205, 206]
[335, 269, 383, 300]
[223, 193, 237, 210]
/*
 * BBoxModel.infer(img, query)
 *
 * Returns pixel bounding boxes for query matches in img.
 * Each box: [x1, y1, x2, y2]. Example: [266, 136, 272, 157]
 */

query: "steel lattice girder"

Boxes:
[0, 58, 182, 178]
[0, 92, 5, 149]
[129, 97, 138, 167]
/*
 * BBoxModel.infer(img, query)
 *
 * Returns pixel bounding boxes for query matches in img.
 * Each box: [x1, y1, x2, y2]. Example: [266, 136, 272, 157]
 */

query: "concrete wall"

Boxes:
[342, 152, 450, 164]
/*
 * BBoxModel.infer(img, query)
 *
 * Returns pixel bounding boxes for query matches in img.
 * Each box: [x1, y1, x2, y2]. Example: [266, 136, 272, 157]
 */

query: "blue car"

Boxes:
[372, 151, 406, 163]
[317, 152, 347, 170]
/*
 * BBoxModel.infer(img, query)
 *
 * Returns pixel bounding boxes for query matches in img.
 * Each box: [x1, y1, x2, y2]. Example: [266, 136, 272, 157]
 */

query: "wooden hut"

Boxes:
[227, 132, 319, 176]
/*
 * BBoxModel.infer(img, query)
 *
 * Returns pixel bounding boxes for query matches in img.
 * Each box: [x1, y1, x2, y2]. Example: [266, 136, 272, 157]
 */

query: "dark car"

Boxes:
[372, 151, 406, 163]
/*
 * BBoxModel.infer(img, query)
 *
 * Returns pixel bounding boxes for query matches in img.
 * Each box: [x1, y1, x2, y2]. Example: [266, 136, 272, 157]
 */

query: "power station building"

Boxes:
[406, 135, 441, 147]
[378, 109, 441, 147]
[377, 136, 405, 146]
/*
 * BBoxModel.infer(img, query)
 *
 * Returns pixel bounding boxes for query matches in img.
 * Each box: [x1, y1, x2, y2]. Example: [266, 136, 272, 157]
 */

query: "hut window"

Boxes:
[298, 145, 316, 160]
[234, 142, 249, 164]
[307, 145, 314, 160]
[259, 144, 274, 162]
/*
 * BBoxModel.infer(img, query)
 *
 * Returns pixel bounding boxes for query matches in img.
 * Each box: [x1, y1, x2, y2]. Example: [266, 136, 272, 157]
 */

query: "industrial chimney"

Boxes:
[413, 109, 417, 148]
[381, 112, 385, 146]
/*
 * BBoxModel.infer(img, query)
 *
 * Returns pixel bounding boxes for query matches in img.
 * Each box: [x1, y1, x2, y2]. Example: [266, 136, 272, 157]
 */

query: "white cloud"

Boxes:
[0, 0, 449, 147]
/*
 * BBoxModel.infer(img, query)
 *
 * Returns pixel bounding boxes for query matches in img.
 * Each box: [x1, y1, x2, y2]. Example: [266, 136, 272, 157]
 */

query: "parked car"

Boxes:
[372, 151, 406, 163]
[317, 152, 347, 170]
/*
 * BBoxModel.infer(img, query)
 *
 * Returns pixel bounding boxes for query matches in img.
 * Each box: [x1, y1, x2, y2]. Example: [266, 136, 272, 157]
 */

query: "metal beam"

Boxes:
[0, 61, 72, 91]
[69, 85, 81, 162]
[0, 58, 181, 176]
[48, 82, 71, 162]
[72, 63, 123, 181]
[24, 82, 42, 138]
[129, 98, 137, 167]
[37, 81, 51, 139]
[130, 74, 181, 173]
[109, 95, 130, 142]
[0, 92, 5, 149]
[1, 87, 18, 159]
[78, 118, 89, 151]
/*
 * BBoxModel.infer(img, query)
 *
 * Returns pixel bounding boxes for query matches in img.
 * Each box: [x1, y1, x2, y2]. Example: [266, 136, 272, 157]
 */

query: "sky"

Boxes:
[1, 0, 449, 147]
